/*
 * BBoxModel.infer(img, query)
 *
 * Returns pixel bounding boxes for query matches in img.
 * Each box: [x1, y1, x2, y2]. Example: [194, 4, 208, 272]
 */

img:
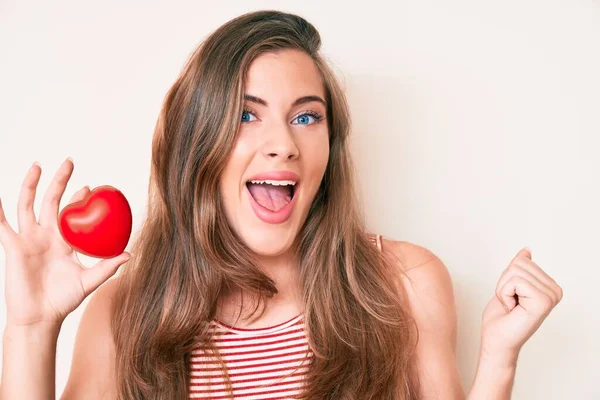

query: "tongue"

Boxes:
[247, 183, 292, 212]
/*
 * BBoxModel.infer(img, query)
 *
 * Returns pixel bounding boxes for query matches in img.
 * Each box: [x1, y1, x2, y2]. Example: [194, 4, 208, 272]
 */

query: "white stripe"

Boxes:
[189, 380, 306, 398]
[190, 366, 310, 384]
[190, 343, 310, 363]
[193, 330, 307, 352]
[190, 388, 304, 399]
[194, 336, 308, 355]
[191, 360, 310, 379]
[191, 352, 313, 372]
[190, 372, 305, 391]
[189, 317, 310, 399]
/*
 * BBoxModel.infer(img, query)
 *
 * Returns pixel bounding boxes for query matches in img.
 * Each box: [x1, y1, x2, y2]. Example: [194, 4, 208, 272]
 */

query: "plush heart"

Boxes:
[58, 185, 132, 258]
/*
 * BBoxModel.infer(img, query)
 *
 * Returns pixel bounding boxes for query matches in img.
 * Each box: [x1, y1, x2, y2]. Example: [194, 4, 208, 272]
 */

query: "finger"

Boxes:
[80, 252, 132, 296]
[496, 264, 558, 306]
[513, 257, 563, 303]
[0, 197, 18, 246]
[497, 247, 533, 287]
[514, 247, 532, 261]
[17, 162, 42, 234]
[68, 186, 90, 205]
[494, 247, 533, 310]
[39, 158, 74, 228]
[499, 275, 554, 315]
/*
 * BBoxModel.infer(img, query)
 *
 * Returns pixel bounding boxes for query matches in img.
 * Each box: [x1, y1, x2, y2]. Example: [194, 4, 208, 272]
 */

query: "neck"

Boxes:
[216, 245, 303, 325]
[257, 250, 301, 298]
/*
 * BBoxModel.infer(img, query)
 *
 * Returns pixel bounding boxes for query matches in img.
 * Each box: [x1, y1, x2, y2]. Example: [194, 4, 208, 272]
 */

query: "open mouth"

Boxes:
[245, 180, 297, 213]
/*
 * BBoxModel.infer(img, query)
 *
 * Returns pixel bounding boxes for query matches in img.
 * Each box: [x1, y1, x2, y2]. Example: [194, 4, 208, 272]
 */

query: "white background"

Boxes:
[1, 1, 599, 398]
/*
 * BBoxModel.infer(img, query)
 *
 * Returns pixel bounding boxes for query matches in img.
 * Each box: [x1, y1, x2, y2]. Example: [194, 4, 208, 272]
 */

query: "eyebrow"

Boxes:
[244, 94, 327, 108]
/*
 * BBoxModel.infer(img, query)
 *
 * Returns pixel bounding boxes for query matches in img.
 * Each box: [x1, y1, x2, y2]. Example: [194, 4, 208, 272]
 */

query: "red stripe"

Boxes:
[194, 326, 305, 346]
[191, 386, 304, 400]
[193, 327, 306, 349]
[191, 348, 311, 366]
[194, 342, 308, 358]
[191, 356, 312, 378]
[190, 370, 306, 388]
[191, 364, 309, 379]
[189, 318, 311, 398]
[196, 334, 307, 351]
[189, 375, 306, 394]
[191, 353, 312, 372]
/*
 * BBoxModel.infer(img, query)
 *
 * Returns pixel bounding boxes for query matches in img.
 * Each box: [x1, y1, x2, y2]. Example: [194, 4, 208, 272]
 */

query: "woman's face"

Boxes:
[219, 49, 329, 258]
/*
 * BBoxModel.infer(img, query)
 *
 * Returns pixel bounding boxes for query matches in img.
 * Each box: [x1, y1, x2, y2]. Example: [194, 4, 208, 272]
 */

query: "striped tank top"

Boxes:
[189, 234, 384, 399]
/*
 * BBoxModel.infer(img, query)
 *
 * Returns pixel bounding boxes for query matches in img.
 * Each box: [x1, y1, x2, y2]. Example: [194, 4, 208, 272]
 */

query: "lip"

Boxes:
[245, 179, 300, 224]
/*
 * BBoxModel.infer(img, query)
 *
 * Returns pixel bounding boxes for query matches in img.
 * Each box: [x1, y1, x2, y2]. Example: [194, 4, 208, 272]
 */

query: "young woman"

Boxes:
[0, 10, 562, 400]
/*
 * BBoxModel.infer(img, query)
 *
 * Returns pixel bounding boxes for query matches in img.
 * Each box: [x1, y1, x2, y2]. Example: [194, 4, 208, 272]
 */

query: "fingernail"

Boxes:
[32, 161, 40, 168]
[524, 246, 532, 252]
[66, 157, 73, 163]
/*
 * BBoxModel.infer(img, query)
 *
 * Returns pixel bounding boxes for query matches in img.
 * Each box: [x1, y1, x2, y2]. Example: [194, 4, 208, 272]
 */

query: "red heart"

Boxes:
[58, 185, 132, 258]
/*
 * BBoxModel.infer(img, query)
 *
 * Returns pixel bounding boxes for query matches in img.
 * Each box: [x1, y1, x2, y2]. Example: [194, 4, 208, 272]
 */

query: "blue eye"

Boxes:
[292, 111, 324, 125]
[241, 110, 257, 123]
[294, 114, 314, 125]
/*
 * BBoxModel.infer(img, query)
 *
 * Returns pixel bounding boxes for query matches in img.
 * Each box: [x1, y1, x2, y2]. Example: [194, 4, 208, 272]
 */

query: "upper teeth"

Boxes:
[249, 179, 297, 186]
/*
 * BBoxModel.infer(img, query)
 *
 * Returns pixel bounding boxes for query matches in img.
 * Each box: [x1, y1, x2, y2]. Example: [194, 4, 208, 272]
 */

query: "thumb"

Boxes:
[81, 252, 132, 296]
[516, 247, 532, 260]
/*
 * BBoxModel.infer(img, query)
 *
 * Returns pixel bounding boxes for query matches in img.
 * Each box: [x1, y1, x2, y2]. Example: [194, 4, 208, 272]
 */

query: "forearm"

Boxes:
[466, 351, 518, 400]
[1, 322, 62, 400]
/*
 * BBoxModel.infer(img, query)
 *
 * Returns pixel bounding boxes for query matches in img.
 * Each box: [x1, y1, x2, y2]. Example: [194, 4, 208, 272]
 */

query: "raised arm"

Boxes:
[383, 239, 562, 400]
[0, 159, 130, 399]
[1, 278, 119, 400]
[1, 321, 63, 399]
[59, 277, 120, 399]
[385, 240, 466, 398]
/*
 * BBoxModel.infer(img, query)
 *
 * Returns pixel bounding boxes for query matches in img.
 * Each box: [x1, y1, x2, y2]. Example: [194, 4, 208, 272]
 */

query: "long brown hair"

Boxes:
[112, 10, 420, 399]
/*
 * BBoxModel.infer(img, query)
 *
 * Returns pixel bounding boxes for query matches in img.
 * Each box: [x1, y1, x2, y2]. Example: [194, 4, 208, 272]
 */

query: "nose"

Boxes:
[261, 121, 300, 161]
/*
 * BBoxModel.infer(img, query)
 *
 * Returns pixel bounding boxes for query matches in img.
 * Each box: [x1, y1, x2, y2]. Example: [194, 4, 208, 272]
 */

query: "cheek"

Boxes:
[221, 136, 255, 186]
[219, 169, 244, 235]
[310, 134, 330, 172]
[219, 140, 252, 210]
[299, 134, 329, 195]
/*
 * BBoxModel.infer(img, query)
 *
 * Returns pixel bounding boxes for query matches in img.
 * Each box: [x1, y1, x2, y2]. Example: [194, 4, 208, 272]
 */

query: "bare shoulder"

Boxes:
[380, 237, 457, 338]
[380, 237, 441, 273]
[380, 237, 452, 286]
[373, 236, 463, 396]
[60, 277, 120, 400]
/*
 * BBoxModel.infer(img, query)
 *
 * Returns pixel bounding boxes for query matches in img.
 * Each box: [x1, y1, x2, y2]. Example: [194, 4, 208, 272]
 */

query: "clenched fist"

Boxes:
[480, 248, 563, 362]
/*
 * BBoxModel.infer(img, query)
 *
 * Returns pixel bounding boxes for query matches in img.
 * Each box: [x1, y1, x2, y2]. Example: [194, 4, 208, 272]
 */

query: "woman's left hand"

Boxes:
[479, 247, 563, 364]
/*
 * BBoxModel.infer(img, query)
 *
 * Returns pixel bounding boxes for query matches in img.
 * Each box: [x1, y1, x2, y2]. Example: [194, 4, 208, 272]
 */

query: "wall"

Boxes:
[1, 1, 598, 398]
